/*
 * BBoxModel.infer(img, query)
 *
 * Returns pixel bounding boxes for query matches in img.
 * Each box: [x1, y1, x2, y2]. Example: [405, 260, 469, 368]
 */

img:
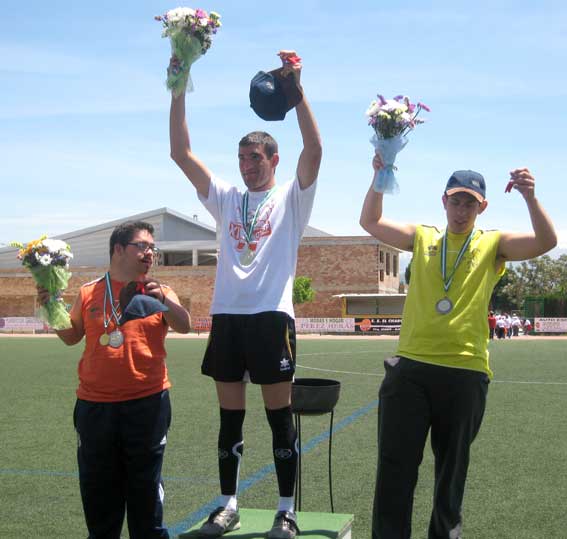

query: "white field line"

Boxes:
[296, 364, 567, 385]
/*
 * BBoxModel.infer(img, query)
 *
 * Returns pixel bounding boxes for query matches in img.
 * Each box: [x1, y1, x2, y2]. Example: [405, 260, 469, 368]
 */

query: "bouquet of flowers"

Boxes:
[10, 236, 73, 330]
[155, 7, 221, 96]
[366, 94, 430, 194]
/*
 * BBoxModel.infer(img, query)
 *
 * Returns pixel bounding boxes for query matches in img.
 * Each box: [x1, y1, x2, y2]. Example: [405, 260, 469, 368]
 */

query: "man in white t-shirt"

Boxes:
[511, 314, 522, 336]
[170, 50, 321, 539]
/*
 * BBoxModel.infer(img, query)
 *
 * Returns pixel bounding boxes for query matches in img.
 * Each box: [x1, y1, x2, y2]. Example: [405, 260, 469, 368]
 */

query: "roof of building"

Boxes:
[56, 207, 216, 240]
[0, 207, 334, 268]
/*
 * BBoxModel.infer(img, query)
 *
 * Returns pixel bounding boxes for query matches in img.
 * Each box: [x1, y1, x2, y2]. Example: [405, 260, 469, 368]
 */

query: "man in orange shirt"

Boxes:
[37, 220, 190, 539]
[488, 311, 497, 339]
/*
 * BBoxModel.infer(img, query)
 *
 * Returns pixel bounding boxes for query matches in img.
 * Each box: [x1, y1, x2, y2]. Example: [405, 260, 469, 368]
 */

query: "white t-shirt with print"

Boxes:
[198, 175, 316, 317]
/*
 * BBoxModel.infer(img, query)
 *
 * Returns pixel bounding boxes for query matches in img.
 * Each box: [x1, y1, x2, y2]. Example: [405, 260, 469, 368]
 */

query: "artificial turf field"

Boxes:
[1, 336, 566, 538]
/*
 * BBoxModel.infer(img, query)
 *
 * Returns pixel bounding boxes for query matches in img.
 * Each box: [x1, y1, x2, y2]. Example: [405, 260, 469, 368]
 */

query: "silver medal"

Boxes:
[436, 297, 453, 315]
[108, 329, 124, 348]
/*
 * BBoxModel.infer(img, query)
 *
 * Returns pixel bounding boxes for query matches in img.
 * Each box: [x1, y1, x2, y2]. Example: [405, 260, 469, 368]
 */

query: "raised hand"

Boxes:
[278, 50, 302, 82]
[505, 167, 535, 200]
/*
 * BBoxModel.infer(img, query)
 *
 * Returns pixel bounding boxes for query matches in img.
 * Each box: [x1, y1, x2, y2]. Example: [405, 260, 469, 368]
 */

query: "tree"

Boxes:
[490, 266, 518, 312]
[293, 276, 315, 305]
[491, 255, 567, 314]
[404, 258, 412, 285]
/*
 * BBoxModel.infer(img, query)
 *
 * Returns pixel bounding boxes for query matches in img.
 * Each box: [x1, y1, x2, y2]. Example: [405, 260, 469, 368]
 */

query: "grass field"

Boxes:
[1, 336, 566, 538]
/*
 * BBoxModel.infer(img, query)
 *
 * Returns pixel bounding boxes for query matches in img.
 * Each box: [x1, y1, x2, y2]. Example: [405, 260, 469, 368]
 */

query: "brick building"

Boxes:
[0, 209, 401, 320]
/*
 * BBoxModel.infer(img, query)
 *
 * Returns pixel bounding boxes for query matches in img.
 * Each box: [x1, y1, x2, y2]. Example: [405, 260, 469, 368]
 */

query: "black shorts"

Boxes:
[201, 311, 296, 384]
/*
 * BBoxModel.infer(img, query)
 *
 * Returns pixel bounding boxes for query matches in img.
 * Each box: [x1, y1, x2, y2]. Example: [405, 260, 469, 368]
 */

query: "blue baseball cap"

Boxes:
[249, 68, 303, 121]
[120, 294, 168, 324]
[445, 170, 486, 202]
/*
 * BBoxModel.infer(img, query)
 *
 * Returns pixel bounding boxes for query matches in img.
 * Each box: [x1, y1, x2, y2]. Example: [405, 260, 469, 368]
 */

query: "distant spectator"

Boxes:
[511, 315, 522, 336]
[504, 313, 512, 338]
[496, 314, 506, 339]
[488, 311, 497, 339]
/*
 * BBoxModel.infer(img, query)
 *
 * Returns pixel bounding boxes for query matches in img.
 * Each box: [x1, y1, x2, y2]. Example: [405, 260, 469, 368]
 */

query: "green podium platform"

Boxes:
[178, 508, 354, 539]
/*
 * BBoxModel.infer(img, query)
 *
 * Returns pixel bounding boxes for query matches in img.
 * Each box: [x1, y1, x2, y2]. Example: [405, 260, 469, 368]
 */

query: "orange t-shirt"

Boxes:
[76, 277, 171, 402]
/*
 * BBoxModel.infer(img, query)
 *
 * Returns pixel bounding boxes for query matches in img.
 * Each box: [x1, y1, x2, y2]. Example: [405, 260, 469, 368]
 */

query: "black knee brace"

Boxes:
[265, 406, 298, 497]
[218, 408, 245, 495]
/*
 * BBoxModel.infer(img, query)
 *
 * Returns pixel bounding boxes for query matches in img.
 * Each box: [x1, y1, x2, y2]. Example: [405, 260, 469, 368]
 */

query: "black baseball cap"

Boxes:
[445, 170, 486, 202]
[249, 67, 303, 121]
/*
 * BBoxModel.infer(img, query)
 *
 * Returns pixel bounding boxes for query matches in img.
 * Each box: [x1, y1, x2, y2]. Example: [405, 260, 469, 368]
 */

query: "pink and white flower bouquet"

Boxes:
[156, 7, 221, 96]
[10, 236, 73, 330]
[366, 94, 430, 194]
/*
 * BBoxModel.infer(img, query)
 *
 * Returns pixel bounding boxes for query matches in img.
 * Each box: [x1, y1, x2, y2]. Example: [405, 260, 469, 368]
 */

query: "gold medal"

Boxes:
[99, 333, 110, 346]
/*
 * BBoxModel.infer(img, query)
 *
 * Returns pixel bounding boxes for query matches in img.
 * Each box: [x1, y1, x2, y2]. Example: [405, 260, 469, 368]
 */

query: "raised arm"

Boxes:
[169, 57, 212, 198]
[497, 167, 557, 262]
[359, 153, 416, 251]
[278, 51, 322, 190]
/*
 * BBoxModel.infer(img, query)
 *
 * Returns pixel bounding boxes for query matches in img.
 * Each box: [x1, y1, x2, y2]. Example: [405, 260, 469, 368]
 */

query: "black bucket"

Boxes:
[291, 378, 341, 415]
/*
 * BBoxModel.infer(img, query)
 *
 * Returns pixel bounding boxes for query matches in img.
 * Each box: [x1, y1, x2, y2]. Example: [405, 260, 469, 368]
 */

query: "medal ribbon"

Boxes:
[103, 272, 121, 329]
[441, 229, 475, 293]
[241, 186, 277, 244]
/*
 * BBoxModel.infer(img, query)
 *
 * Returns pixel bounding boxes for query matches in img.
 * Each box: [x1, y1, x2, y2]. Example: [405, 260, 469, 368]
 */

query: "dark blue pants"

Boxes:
[73, 390, 171, 539]
[372, 357, 489, 539]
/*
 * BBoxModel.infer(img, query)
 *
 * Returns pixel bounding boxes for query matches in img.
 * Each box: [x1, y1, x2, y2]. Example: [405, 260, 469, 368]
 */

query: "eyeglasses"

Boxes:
[126, 242, 159, 254]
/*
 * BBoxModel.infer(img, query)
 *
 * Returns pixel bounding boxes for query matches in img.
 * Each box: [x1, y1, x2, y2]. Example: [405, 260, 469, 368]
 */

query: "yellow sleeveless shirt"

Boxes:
[397, 225, 504, 377]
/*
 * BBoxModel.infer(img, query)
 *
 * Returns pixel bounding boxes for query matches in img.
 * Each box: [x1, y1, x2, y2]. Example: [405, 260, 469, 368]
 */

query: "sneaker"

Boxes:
[198, 507, 241, 537]
[266, 511, 299, 539]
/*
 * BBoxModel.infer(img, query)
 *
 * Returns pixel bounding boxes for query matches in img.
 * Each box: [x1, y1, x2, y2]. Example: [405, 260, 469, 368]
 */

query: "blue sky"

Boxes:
[1, 0, 566, 257]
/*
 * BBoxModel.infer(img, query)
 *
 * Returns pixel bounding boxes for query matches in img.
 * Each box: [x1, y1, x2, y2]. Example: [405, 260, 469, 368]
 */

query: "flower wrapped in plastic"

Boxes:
[366, 95, 430, 194]
[155, 7, 221, 96]
[10, 236, 73, 330]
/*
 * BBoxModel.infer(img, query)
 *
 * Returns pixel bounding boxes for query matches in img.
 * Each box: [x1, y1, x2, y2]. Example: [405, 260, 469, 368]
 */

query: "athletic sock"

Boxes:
[278, 496, 295, 513]
[265, 405, 298, 498]
[218, 408, 245, 496]
[219, 494, 238, 512]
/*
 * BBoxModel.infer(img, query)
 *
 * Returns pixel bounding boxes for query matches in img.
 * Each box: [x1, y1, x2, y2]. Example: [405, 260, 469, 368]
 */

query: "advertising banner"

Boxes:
[296, 318, 355, 333]
[192, 317, 212, 332]
[534, 317, 567, 333]
[354, 317, 402, 333]
[0, 317, 45, 331]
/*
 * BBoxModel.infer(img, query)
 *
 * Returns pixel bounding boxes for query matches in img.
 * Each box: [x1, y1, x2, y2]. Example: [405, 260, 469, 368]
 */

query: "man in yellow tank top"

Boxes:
[360, 157, 556, 539]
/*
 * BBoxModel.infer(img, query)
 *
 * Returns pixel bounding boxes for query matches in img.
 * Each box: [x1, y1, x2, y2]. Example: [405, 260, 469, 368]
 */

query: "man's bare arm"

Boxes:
[359, 153, 416, 251]
[143, 280, 191, 334]
[278, 50, 322, 190]
[497, 168, 557, 262]
[169, 57, 212, 198]
[295, 95, 322, 189]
